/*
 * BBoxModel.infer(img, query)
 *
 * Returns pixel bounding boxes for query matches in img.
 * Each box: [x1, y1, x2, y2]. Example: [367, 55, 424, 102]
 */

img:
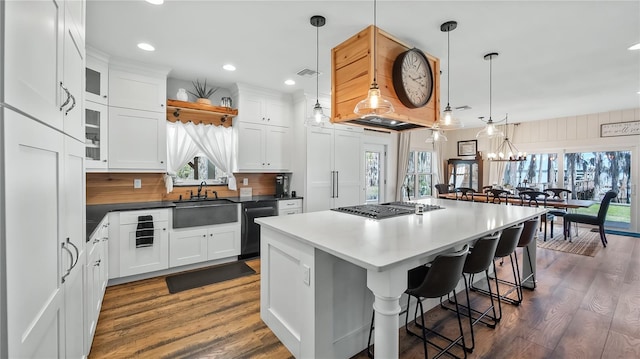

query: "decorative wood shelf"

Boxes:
[166, 99, 238, 127]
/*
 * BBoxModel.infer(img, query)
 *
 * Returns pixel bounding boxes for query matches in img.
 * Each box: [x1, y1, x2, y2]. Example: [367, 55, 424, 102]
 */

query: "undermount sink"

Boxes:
[173, 198, 238, 228]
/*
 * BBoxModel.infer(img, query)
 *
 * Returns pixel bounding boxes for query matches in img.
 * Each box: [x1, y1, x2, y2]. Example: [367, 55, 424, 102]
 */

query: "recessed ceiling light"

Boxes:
[137, 43, 155, 51]
[145, 0, 164, 5]
[629, 43, 640, 50]
[284, 79, 295, 86]
[223, 64, 236, 71]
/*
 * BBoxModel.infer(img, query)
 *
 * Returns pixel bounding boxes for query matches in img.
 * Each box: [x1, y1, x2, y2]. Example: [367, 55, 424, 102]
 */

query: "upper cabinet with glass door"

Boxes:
[85, 50, 109, 105]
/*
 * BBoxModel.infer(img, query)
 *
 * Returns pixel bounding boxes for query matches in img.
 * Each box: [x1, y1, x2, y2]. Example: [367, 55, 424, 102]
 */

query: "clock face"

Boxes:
[392, 48, 434, 108]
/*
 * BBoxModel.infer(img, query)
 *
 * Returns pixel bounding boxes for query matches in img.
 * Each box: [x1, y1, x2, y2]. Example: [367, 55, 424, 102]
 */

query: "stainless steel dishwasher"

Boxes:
[240, 200, 277, 259]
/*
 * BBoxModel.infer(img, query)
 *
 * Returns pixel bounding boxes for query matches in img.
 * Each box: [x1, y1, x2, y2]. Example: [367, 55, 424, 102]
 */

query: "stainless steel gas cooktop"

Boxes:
[331, 202, 443, 219]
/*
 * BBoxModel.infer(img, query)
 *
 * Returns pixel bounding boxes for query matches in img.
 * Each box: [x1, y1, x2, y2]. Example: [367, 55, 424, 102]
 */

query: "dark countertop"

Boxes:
[86, 196, 304, 239]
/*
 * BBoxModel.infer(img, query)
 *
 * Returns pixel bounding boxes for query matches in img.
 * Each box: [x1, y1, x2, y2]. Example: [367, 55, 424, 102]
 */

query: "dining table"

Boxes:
[438, 192, 597, 209]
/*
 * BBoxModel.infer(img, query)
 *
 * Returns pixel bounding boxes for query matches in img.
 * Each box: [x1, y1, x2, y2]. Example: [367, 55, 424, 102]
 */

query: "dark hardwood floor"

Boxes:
[89, 226, 640, 358]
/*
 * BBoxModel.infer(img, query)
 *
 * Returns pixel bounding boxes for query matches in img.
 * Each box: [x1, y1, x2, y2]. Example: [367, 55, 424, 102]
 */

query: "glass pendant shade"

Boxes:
[306, 15, 329, 126]
[476, 120, 504, 139]
[305, 101, 329, 125]
[425, 128, 448, 143]
[354, 82, 394, 116]
[439, 105, 464, 130]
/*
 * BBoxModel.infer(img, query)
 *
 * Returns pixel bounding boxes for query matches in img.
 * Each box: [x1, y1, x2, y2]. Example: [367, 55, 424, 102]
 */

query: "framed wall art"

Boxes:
[600, 121, 640, 138]
[457, 140, 477, 156]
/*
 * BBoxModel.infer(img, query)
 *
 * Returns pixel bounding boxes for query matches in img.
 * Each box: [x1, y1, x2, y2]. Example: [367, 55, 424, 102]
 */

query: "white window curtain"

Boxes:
[432, 140, 445, 195]
[164, 121, 200, 193]
[183, 122, 237, 190]
[395, 131, 411, 201]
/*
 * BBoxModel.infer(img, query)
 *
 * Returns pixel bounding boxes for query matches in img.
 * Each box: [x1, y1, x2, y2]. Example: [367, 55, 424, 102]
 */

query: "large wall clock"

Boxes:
[392, 48, 434, 108]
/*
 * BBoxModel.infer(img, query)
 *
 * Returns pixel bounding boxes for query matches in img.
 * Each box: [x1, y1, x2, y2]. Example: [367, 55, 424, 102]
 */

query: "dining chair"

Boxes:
[486, 189, 510, 204]
[518, 190, 555, 240]
[545, 188, 573, 234]
[563, 190, 617, 247]
[435, 183, 452, 196]
[454, 187, 476, 201]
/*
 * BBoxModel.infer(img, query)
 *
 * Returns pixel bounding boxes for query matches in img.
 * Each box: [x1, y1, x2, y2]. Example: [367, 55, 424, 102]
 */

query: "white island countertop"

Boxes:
[256, 198, 547, 272]
[256, 198, 547, 358]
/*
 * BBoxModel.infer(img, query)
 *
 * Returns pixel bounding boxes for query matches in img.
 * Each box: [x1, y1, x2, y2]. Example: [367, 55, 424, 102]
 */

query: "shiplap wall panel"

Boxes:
[599, 111, 610, 127]
[538, 120, 548, 142]
[566, 116, 577, 140]
[621, 108, 635, 122]
[547, 119, 558, 141]
[587, 114, 599, 138]
[576, 115, 588, 139]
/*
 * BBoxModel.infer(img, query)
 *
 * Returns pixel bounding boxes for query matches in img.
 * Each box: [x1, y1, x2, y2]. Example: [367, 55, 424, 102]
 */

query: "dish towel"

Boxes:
[136, 215, 154, 248]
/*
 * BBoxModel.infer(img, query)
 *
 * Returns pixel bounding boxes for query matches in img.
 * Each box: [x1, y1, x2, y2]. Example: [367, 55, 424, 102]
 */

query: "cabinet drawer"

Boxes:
[278, 199, 302, 210]
[119, 208, 169, 224]
[278, 208, 302, 216]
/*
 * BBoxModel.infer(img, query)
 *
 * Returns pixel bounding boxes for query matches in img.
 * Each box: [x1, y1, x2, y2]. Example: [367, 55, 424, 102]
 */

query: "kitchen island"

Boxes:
[256, 198, 547, 359]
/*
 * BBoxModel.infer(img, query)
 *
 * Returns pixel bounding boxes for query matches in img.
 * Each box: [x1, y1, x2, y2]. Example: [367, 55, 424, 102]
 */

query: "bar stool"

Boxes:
[440, 232, 502, 352]
[470, 223, 524, 317]
[494, 218, 539, 305]
[367, 245, 470, 359]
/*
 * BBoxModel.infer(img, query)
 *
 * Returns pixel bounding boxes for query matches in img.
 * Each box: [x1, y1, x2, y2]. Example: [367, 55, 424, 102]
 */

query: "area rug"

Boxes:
[166, 261, 256, 294]
[536, 227, 602, 257]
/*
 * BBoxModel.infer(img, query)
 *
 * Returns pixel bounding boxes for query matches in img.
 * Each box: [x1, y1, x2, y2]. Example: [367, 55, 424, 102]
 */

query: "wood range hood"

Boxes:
[331, 25, 441, 131]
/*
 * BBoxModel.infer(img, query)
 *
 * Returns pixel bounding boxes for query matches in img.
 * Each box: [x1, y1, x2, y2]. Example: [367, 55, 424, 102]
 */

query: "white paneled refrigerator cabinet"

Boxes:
[305, 124, 364, 212]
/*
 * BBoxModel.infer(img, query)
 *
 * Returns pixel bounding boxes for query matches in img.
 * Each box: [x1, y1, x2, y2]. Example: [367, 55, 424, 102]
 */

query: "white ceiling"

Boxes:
[87, 0, 640, 129]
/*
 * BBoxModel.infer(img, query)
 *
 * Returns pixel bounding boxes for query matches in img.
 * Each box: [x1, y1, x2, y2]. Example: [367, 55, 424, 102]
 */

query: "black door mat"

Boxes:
[166, 261, 256, 294]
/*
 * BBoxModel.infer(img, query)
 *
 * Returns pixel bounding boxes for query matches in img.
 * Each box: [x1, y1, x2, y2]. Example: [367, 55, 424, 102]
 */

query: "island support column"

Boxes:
[366, 266, 410, 359]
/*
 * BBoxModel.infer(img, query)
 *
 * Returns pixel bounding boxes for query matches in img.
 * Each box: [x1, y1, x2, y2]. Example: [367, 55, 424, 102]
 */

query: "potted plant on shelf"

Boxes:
[188, 79, 219, 105]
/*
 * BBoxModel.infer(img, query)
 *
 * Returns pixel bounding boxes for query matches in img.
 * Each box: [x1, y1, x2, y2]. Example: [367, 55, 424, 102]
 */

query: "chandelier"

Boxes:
[486, 114, 527, 162]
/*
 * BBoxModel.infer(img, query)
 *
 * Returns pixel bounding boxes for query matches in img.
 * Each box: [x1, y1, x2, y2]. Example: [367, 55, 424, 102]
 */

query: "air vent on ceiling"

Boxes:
[297, 68, 320, 77]
[455, 105, 472, 111]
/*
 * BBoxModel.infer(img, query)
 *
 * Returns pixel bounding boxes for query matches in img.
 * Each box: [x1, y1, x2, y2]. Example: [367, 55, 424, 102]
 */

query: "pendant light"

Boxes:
[425, 123, 448, 143]
[353, 0, 394, 116]
[476, 52, 504, 139]
[438, 21, 464, 130]
[306, 15, 329, 126]
[487, 114, 527, 161]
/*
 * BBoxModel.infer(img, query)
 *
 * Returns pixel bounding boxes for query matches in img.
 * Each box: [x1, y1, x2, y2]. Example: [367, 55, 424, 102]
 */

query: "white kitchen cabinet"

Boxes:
[85, 101, 109, 170]
[62, 135, 87, 359]
[278, 198, 303, 216]
[306, 124, 364, 212]
[235, 89, 291, 127]
[2, 0, 87, 356]
[85, 217, 109, 350]
[170, 223, 240, 267]
[108, 68, 167, 113]
[108, 107, 167, 171]
[85, 51, 109, 105]
[117, 209, 170, 277]
[236, 122, 291, 172]
[169, 228, 209, 267]
[3, 110, 65, 358]
[207, 224, 241, 260]
[4, 0, 84, 138]
[61, 4, 86, 141]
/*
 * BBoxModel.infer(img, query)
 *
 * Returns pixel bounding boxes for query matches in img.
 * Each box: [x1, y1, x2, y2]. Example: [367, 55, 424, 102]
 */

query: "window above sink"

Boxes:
[173, 155, 228, 186]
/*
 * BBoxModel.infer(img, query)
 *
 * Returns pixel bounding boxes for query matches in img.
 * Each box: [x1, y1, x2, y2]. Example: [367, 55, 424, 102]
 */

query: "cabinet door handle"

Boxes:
[66, 238, 79, 270]
[336, 171, 339, 198]
[93, 238, 100, 244]
[94, 259, 101, 267]
[210, 234, 213, 237]
[59, 82, 71, 111]
[102, 159, 108, 162]
[160, 161, 164, 164]
[65, 93, 76, 115]
[330, 171, 335, 198]
[202, 234, 206, 237]
[161, 104, 164, 107]
[61, 242, 73, 283]
[103, 95, 107, 99]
